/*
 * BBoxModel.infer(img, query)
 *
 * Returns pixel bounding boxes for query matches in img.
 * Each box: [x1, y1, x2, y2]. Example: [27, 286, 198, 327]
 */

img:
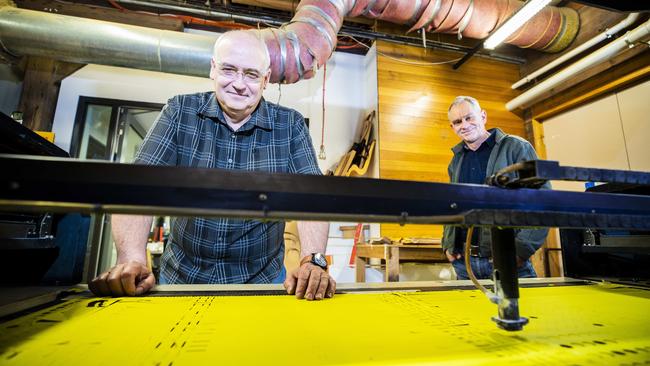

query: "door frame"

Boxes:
[70, 96, 163, 160]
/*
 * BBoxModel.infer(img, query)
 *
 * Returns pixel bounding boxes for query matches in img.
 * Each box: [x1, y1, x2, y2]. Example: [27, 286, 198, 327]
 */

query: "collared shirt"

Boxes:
[454, 131, 497, 250]
[458, 131, 497, 185]
[134, 91, 321, 284]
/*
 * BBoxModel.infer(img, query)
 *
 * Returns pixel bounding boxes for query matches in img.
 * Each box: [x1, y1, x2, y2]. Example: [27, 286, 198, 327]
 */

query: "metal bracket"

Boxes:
[487, 160, 650, 189]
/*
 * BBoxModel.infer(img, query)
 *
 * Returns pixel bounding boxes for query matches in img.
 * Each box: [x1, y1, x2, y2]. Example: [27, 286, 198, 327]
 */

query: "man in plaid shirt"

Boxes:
[90, 30, 335, 301]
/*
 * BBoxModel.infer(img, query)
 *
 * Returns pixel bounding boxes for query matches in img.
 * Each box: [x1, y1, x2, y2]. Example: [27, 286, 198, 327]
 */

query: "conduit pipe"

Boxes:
[512, 13, 640, 89]
[505, 18, 650, 111]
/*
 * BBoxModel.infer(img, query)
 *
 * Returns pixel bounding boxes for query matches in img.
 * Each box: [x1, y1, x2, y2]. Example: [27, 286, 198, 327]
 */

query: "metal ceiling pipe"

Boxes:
[512, 13, 640, 90]
[505, 18, 650, 111]
[0, 6, 215, 78]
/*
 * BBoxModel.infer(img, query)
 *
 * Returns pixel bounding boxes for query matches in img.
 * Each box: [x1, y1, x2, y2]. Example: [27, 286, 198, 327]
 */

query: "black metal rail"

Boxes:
[488, 160, 650, 188]
[1, 154, 649, 229]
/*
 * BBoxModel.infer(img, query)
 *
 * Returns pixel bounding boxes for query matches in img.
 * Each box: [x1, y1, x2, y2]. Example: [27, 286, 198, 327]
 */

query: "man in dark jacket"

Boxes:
[442, 96, 550, 280]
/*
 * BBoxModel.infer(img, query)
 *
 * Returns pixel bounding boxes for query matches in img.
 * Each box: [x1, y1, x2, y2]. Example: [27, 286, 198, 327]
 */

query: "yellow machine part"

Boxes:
[0, 283, 649, 365]
[34, 131, 55, 143]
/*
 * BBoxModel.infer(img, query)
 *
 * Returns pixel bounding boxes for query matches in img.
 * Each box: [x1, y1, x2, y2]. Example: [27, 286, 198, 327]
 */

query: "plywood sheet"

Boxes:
[1, 284, 649, 365]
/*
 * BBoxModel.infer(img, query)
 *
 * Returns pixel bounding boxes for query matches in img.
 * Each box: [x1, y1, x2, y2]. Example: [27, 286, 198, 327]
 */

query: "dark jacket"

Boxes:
[441, 128, 551, 259]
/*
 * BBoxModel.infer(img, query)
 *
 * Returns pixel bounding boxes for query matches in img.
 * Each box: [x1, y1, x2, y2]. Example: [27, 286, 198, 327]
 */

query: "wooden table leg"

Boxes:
[355, 256, 366, 283]
[386, 246, 400, 282]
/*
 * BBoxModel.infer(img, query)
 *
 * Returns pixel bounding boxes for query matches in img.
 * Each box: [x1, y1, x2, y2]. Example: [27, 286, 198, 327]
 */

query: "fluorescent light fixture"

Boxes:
[483, 0, 552, 50]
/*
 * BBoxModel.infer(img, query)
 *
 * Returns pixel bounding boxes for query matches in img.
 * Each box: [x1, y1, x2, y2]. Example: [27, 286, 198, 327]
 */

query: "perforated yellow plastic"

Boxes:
[1, 283, 649, 365]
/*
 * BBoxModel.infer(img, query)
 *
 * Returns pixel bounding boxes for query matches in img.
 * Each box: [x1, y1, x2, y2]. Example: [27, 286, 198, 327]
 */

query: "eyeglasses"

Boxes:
[216, 62, 266, 84]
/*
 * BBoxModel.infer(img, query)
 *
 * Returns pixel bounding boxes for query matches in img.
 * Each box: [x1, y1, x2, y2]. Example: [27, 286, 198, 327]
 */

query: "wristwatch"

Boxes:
[300, 253, 328, 270]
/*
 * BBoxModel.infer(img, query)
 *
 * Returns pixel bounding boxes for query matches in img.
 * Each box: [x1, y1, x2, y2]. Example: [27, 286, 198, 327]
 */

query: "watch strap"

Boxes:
[300, 253, 328, 270]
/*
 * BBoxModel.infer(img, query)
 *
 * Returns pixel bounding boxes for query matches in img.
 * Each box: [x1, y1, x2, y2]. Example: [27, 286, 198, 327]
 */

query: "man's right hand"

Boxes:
[88, 260, 155, 297]
[445, 249, 461, 263]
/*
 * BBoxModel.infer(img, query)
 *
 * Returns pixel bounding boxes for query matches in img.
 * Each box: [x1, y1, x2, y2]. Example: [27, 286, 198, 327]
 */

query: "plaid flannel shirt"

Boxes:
[134, 91, 321, 284]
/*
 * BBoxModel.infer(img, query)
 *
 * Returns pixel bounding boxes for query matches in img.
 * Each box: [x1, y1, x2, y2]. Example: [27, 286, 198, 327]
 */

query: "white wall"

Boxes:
[328, 44, 382, 283]
[543, 79, 650, 191]
[52, 65, 213, 153]
[617, 80, 650, 172]
[52, 52, 375, 174]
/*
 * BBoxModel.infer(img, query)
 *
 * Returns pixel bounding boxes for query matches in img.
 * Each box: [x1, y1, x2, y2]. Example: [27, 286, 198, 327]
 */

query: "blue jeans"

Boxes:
[451, 256, 536, 280]
[159, 266, 286, 284]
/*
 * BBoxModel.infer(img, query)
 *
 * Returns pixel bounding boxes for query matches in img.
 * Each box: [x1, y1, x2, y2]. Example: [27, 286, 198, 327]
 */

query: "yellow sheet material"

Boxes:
[1, 284, 649, 365]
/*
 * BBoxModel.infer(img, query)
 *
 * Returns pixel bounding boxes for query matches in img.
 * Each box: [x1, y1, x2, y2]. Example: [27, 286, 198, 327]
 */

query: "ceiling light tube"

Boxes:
[483, 0, 552, 50]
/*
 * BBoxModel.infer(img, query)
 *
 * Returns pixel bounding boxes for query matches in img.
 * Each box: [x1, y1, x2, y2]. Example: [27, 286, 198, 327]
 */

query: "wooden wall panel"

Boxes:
[376, 41, 525, 239]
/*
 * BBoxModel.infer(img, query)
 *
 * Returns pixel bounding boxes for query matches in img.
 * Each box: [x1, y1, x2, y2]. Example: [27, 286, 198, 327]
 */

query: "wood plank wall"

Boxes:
[377, 40, 525, 239]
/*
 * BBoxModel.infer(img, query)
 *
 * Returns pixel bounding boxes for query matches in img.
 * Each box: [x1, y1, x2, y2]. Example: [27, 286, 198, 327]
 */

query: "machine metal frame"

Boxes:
[1, 154, 649, 229]
[2, 154, 649, 330]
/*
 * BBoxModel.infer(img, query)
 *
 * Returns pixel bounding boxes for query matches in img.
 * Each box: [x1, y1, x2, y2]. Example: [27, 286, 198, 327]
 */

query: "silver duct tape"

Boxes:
[362, 0, 379, 17]
[285, 30, 304, 79]
[429, 0, 453, 32]
[300, 4, 339, 31]
[427, 0, 443, 29]
[408, 0, 442, 32]
[406, 0, 423, 26]
[272, 28, 287, 83]
[292, 17, 335, 52]
[457, 0, 474, 40]
[328, 0, 346, 17]
[344, 0, 357, 13]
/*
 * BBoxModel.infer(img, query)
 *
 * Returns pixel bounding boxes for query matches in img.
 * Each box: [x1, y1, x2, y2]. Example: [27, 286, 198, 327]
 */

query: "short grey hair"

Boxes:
[213, 30, 271, 71]
[448, 96, 482, 119]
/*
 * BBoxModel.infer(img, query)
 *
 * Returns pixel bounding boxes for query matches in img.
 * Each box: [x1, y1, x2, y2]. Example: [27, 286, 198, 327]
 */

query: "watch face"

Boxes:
[312, 253, 327, 269]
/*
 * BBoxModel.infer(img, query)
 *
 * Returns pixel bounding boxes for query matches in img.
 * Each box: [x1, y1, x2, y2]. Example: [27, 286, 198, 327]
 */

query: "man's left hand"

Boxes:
[284, 263, 336, 300]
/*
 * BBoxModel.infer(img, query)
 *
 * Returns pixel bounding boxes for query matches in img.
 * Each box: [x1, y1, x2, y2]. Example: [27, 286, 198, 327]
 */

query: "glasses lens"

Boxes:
[219, 64, 262, 83]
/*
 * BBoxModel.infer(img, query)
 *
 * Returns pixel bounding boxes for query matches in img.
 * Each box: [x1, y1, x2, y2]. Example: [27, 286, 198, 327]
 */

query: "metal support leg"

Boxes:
[82, 213, 104, 283]
[490, 227, 528, 331]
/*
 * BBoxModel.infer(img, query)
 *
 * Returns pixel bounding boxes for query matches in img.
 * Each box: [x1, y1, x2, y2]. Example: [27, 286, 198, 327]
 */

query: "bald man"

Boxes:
[90, 31, 335, 301]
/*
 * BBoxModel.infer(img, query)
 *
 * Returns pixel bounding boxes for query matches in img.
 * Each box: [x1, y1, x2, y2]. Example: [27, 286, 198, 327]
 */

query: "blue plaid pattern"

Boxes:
[134, 91, 321, 284]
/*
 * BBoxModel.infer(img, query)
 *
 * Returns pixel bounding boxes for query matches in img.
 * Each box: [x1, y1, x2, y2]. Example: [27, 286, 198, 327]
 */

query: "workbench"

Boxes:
[355, 244, 447, 282]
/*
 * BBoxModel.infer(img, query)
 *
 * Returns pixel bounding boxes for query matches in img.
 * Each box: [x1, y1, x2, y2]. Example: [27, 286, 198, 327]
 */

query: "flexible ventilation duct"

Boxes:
[262, 0, 579, 83]
[0, 0, 579, 84]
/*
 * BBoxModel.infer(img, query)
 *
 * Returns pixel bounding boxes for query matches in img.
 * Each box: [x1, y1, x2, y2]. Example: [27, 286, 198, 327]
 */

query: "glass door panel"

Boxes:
[72, 98, 163, 277]
[98, 106, 161, 272]
[78, 105, 113, 160]
[117, 108, 159, 163]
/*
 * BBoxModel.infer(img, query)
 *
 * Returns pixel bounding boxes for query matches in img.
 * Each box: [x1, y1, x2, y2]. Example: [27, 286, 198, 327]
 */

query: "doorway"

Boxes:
[71, 97, 163, 275]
